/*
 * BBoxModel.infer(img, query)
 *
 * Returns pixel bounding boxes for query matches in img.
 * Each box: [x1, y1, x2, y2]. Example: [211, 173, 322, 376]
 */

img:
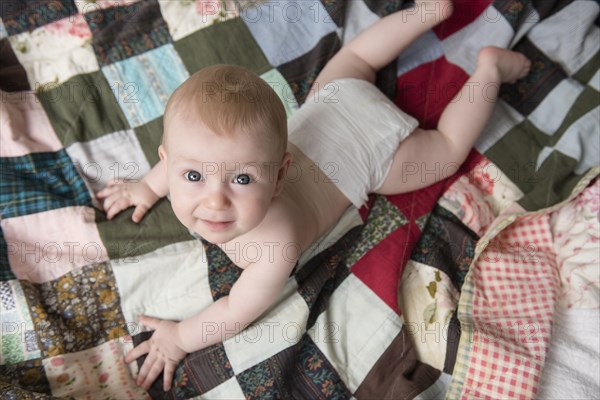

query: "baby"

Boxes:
[97, 0, 530, 392]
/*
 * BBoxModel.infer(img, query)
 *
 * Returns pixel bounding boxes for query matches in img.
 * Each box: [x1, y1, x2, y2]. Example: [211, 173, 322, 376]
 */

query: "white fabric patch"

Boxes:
[111, 240, 212, 334]
[308, 274, 403, 392]
[224, 279, 309, 374]
[527, 1, 600, 75]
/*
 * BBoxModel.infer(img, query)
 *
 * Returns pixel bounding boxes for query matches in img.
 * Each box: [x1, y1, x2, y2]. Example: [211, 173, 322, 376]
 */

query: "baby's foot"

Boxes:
[477, 46, 531, 83]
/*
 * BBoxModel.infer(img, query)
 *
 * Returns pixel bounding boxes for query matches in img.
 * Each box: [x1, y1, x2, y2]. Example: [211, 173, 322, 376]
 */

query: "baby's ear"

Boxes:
[158, 145, 167, 161]
[273, 152, 293, 197]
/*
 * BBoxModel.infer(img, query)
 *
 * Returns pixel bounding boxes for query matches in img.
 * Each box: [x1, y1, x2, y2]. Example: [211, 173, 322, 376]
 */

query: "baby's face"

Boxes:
[161, 117, 285, 244]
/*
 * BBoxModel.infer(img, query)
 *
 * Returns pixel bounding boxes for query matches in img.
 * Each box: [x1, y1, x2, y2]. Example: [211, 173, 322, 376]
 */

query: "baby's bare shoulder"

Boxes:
[223, 202, 301, 269]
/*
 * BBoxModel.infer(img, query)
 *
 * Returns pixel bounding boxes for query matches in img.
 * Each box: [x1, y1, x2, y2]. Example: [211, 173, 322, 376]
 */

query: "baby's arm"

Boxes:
[125, 239, 298, 391]
[97, 160, 168, 222]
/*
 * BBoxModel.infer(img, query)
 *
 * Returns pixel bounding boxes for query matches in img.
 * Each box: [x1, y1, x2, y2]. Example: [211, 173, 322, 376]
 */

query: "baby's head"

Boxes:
[159, 65, 292, 244]
[162, 64, 287, 159]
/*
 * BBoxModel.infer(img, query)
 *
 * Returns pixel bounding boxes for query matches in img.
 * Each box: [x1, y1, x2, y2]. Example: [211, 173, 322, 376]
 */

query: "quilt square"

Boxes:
[223, 281, 310, 375]
[410, 205, 477, 290]
[260, 68, 299, 118]
[65, 129, 151, 196]
[96, 198, 194, 259]
[241, 0, 337, 67]
[75, 0, 143, 14]
[84, 0, 171, 66]
[277, 31, 341, 105]
[396, 30, 445, 77]
[321, 0, 345, 26]
[1, 90, 62, 158]
[355, 327, 443, 398]
[340, 0, 378, 46]
[43, 339, 148, 399]
[534, 88, 600, 177]
[572, 50, 599, 86]
[134, 116, 164, 166]
[37, 71, 130, 147]
[101, 44, 189, 128]
[1, 206, 109, 284]
[475, 99, 526, 153]
[528, 78, 585, 136]
[0, 359, 51, 396]
[237, 335, 352, 399]
[192, 377, 245, 399]
[0, 280, 42, 364]
[493, 0, 534, 31]
[20, 262, 127, 358]
[528, 1, 599, 75]
[439, 155, 525, 233]
[295, 226, 358, 325]
[398, 260, 461, 370]
[168, 344, 235, 398]
[110, 240, 211, 331]
[551, 179, 600, 309]
[204, 240, 243, 301]
[531, 0, 572, 19]
[0, 150, 92, 220]
[395, 57, 469, 130]
[0, 38, 30, 91]
[451, 213, 559, 399]
[307, 274, 403, 392]
[0, 0, 77, 36]
[0, 227, 15, 281]
[173, 18, 270, 76]
[7, 14, 98, 88]
[500, 37, 567, 116]
[158, 0, 244, 41]
[0, 18, 7, 38]
[346, 195, 409, 267]
[441, 4, 513, 75]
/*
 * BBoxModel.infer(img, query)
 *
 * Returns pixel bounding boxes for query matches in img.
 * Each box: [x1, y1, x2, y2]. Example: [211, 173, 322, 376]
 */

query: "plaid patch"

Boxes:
[0, 227, 16, 281]
[451, 214, 560, 398]
[0, 150, 92, 220]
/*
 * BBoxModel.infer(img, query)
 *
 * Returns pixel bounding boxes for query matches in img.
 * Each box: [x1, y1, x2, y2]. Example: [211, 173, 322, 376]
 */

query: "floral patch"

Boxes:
[21, 262, 127, 357]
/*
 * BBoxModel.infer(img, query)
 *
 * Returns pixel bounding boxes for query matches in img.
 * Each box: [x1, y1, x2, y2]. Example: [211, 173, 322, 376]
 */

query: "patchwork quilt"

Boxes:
[1, 0, 599, 399]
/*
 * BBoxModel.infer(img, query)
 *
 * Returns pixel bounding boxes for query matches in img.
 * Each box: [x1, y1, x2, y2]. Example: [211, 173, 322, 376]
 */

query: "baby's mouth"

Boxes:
[201, 219, 234, 231]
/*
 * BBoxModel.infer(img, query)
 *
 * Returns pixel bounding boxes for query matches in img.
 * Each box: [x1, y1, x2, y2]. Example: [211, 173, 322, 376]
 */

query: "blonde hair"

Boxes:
[163, 64, 287, 158]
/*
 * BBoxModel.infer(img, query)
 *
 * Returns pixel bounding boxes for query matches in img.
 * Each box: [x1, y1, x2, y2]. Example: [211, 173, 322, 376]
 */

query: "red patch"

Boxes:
[396, 57, 469, 129]
[433, 0, 492, 40]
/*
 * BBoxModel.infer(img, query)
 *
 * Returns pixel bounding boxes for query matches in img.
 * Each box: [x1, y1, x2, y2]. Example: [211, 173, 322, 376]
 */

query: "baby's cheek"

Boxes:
[169, 196, 194, 226]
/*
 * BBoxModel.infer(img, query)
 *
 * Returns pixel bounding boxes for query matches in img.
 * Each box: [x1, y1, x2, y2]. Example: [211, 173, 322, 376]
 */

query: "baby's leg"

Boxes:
[378, 47, 531, 194]
[310, 0, 453, 93]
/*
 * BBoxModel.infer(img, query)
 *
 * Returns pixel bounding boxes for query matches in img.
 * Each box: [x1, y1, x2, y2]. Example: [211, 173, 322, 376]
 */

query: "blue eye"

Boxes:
[235, 174, 251, 185]
[185, 171, 202, 182]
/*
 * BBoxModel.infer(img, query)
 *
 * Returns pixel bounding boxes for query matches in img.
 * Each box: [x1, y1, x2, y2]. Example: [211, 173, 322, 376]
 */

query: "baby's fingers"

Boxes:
[132, 204, 150, 223]
[124, 340, 150, 364]
[105, 198, 131, 220]
[163, 362, 176, 392]
[140, 356, 164, 391]
[97, 181, 126, 199]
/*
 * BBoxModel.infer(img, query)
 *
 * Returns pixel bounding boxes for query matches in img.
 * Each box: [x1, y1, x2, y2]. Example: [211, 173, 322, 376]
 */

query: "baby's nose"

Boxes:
[202, 190, 231, 210]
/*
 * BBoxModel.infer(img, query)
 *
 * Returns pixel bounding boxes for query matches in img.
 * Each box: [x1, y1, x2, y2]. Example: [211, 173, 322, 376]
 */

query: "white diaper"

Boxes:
[288, 78, 419, 208]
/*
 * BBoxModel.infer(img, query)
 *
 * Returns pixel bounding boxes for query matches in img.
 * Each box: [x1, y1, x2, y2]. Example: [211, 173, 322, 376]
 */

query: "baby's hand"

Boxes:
[96, 180, 160, 223]
[124, 316, 187, 392]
